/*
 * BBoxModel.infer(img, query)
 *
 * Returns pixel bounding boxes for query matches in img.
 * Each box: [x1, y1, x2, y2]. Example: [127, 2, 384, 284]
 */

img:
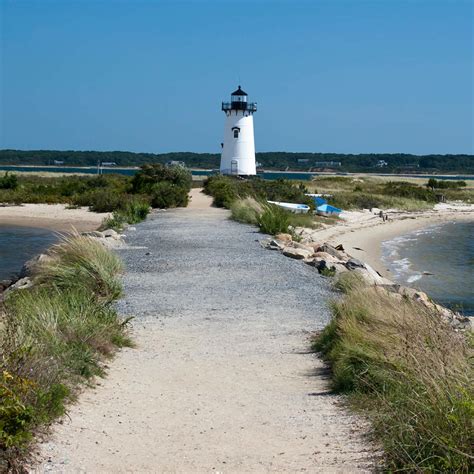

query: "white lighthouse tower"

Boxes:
[220, 86, 257, 175]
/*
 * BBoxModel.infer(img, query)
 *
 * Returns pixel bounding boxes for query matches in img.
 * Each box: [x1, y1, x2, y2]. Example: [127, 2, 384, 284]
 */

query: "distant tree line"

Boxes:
[0, 149, 473, 173]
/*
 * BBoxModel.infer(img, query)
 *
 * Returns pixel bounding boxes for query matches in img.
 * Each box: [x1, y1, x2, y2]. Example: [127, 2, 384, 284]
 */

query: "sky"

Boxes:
[0, 0, 472, 155]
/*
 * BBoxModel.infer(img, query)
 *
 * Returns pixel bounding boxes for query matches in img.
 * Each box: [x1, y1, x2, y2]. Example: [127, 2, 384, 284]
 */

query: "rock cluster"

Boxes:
[261, 233, 472, 332]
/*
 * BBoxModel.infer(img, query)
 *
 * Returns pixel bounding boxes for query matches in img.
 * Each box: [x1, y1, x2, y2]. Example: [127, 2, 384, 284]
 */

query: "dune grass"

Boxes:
[307, 176, 473, 210]
[0, 235, 131, 467]
[313, 273, 473, 472]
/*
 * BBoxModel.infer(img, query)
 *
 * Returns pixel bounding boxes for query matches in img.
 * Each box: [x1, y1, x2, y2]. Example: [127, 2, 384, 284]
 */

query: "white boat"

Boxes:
[267, 201, 310, 214]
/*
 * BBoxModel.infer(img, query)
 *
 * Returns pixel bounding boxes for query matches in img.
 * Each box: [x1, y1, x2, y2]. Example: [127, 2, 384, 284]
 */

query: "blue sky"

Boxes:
[1, 0, 472, 154]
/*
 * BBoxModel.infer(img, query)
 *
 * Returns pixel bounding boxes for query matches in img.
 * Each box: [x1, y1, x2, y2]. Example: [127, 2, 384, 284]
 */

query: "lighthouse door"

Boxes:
[231, 160, 239, 175]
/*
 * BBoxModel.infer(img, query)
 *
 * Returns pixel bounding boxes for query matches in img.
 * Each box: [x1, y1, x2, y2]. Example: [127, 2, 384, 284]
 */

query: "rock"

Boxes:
[4, 277, 33, 294]
[83, 230, 105, 238]
[282, 247, 312, 260]
[312, 252, 342, 264]
[318, 243, 346, 260]
[19, 253, 54, 278]
[0, 279, 12, 291]
[260, 239, 285, 251]
[292, 242, 315, 253]
[305, 242, 322, 251]
[275, 233, 293, 243]
[345, 258, 366, 270]
[103, 229, 119, 239]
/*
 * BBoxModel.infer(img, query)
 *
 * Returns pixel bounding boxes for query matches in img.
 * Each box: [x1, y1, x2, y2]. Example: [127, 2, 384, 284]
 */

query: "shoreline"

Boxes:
[0, 203, 109, 232]
[304, 206, 474, 279]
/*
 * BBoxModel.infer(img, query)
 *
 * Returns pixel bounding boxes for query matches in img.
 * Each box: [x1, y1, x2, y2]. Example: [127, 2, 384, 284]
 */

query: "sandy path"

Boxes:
[34, 190, 375, 473]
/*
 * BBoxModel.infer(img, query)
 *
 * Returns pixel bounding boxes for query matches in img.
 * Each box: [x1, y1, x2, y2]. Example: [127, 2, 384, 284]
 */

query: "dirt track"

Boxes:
[35, 190, 375, 472]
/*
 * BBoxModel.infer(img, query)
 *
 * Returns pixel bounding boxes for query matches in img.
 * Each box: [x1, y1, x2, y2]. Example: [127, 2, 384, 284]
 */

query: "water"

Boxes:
[0, 165, 472, 181]
[0, 225, 57, 280]
[382, 221, 474, 315]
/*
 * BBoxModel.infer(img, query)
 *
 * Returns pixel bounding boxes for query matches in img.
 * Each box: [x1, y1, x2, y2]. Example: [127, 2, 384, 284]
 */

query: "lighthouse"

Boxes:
[220, 86, 257, 175]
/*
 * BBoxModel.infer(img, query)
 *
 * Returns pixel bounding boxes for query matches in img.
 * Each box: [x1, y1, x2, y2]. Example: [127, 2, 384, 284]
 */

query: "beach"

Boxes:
[0, 203, 109, 232]
[305, 204, 474, 278]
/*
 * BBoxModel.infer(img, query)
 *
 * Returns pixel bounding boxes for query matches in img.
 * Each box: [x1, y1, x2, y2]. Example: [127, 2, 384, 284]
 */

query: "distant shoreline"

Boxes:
[1, 164, 473, 180]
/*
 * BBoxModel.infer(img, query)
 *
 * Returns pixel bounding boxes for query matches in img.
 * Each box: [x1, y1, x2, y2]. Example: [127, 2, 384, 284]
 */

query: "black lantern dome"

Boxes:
[222, 85, 257, 113]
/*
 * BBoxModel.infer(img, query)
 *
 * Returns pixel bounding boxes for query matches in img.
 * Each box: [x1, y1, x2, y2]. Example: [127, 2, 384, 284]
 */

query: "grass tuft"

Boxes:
[0, 235, 130, 466]
[313, 276, 473, 471]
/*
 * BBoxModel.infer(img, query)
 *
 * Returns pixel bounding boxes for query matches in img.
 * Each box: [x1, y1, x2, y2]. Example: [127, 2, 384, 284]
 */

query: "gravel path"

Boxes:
[35, 192, 375, 472]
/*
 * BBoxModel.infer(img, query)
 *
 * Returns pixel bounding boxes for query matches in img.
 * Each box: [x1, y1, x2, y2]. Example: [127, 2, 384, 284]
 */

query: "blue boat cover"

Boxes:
[317, 203, 341, 214]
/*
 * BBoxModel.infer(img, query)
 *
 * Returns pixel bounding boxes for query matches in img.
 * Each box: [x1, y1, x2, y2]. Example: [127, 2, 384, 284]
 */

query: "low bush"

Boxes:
[72, 188, 124, 212]
[131, 164, 192, 194]
[427, 178, 467, 189]
[0, 172, 19, 190]
[313, 273, 473, 471]
[150, 182, 189, 208]
[203, 175, 313, 210]
[0, 236, 130, 466]
[257, 204, 291, 235]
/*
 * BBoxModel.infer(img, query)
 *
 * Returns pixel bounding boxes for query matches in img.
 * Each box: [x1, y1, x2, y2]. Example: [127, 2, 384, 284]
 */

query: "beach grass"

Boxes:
[306, 176, 473, 210]
[0, 235, 131, 468]
[313, 273, 473, 472]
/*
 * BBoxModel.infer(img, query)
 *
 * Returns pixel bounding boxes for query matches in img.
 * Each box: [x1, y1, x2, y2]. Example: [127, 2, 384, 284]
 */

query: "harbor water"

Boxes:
[0, 225, 57, 280]
[382, 221, 474, 316]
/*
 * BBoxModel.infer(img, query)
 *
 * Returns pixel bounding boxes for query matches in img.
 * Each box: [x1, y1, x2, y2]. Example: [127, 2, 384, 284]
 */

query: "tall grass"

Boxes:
[314, 273, 473, 472]
[0, 235, 130, 467]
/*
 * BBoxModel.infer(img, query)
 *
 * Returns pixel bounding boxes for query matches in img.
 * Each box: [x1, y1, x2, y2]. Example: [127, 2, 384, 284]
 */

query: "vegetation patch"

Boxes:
[309, 176, 473, 210]
[313, 273, 473, 472]
[204, 175, 320, 235]
[0, 235, 131, 468]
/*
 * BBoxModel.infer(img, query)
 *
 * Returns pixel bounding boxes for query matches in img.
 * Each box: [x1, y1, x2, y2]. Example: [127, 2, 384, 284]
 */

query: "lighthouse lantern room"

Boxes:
[220, 86, 257, 176]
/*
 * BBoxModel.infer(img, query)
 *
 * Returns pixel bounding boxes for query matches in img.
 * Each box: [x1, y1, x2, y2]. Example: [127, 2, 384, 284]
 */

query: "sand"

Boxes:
[305, 204, 474, 278]
[0, 204, 110, 232]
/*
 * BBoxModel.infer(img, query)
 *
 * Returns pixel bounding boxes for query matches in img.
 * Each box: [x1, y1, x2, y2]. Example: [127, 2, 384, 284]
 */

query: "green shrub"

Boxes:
[0, 172, 19, 190]
[204, 175, 313, 210]
[313, 277, 473, 471]
[150, 181, 189, 208]
[131, 164, 192, 194]
[72, 188, 123, 212]
[427, 178, 467, 189]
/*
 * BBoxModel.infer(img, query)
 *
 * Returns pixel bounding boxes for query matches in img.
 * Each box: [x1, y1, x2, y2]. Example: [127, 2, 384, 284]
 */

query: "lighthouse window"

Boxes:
[233, 129, 239, 138]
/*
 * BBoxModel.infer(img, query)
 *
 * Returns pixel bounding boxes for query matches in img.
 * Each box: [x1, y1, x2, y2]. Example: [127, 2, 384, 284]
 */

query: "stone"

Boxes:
[19, 253, 54, 278]
[318, 243, 346, 260]
[345, 258, 366, 270]
[4, 277, 33, 295]
[282, 247, 312, 260]
[312, 252, 342, 264]
[103, 229, 119, 239]
[275, 233, 292, 243]
[292, 242, 315, 253]
[83, 230, 105, 238]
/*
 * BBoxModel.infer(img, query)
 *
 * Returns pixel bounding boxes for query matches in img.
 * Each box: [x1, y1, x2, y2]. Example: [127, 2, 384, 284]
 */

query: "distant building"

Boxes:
[166, 160, 186, 167]
[314, 161, 341, 168]
[297, 158, 310, 163]
[376, 160, 388, 167]
[53, 160, 64, 165]
[101, 162, 117, 166]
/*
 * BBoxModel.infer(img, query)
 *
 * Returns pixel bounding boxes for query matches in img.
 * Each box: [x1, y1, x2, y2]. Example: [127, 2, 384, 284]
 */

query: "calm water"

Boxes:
[0, 165, 473, 182]
[382, 221, 474, 316]
[0, 225, 57, 280]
